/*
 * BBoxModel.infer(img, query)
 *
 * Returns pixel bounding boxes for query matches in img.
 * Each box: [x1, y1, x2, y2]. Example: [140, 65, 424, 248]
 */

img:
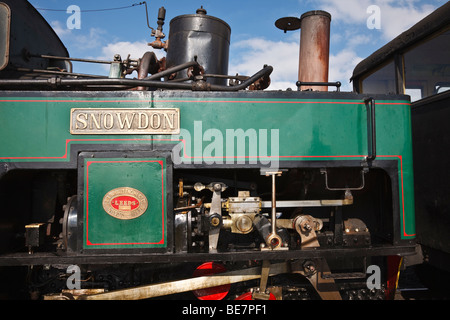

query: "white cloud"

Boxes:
[51, 20, 71, 38]
[87, 41, 166, 76]
[315, 0, 436, 41]
[230, 38, 300, 90]
[229, 36, 363, 91]
[347, 34, 372, 49]
[99, 41, 165, 62]
[377, 3, 436, 40]
[329, 49, 363, 91]
[51, 20, 107, 51]
[75, 27, 107, 50]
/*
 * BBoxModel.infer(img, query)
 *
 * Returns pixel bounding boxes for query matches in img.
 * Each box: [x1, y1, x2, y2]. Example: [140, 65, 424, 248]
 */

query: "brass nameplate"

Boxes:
[70, 108, 180, 135]
[102, 187, 148, 220]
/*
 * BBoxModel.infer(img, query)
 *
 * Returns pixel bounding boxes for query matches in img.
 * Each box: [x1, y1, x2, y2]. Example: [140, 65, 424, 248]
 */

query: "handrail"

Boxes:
[364, 97, 377, 162]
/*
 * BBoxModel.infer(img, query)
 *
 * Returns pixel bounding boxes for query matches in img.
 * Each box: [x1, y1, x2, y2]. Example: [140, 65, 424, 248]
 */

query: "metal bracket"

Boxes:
[252, 260, 272, 300]
[320, 168, 366, 191]
[291, 220, 343, 300]
[296, 81, 342, 91]
[320, 257, 367, 280]
[203, 182, 227, 253]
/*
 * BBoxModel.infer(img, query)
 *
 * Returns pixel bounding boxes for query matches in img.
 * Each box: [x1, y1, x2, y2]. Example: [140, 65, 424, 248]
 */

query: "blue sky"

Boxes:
[28, 0, 446, 91]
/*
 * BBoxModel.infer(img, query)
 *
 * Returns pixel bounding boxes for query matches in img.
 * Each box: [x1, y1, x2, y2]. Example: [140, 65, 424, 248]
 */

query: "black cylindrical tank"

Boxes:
[165, 7, 231, 85]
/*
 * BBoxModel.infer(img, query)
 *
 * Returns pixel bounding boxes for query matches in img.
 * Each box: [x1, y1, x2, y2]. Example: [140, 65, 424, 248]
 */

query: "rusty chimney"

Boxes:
[275, 10, 331, 91]
[298, 10, 331, 91]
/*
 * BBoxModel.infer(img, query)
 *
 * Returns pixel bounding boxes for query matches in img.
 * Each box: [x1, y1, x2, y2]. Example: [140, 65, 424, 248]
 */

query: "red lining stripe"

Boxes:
[0, 98, 411, 105]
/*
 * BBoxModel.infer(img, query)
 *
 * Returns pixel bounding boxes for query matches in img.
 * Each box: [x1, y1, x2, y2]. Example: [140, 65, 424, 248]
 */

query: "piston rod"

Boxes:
[80, 262, 289, 300]
[264, 171, 283, 249]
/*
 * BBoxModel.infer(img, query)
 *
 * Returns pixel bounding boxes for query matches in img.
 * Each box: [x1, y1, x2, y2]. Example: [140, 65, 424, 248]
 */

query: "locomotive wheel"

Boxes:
[192, 262, 231, 300]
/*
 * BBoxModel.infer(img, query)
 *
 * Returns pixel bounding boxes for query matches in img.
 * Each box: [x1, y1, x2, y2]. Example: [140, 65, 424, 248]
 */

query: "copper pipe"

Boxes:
[298, 11, 331, 91]
[136, 51, 159, 90]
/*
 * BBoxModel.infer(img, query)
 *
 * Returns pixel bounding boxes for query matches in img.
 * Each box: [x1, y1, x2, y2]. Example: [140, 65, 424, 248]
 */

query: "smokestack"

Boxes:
[275, 10, 331, 91]
[297, 10, 331, 91]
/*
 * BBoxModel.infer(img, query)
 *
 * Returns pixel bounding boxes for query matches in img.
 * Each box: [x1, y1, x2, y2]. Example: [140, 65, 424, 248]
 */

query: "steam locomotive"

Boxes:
[0, 0, 416, 300]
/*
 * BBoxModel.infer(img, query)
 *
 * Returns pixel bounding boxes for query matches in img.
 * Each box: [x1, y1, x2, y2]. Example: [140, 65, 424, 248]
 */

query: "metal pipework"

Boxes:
[137, 52, 159, 79]
[36, 54, 113, 65]
[297, 11, 331, 91]
[144, 60, 199, 81]
[148, 6, 168, 50]
[0, 65, 273, 92]
[136, 51, 160, 90]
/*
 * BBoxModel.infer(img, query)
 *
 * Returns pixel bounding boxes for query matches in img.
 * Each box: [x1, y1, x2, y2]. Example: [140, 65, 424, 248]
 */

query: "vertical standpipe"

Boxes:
[298, 11, 331, 91]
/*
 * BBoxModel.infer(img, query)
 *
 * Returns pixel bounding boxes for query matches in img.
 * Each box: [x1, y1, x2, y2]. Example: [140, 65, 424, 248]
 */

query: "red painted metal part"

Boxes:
[192, 262, 231, 300]
[385, 255, 403, 299]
